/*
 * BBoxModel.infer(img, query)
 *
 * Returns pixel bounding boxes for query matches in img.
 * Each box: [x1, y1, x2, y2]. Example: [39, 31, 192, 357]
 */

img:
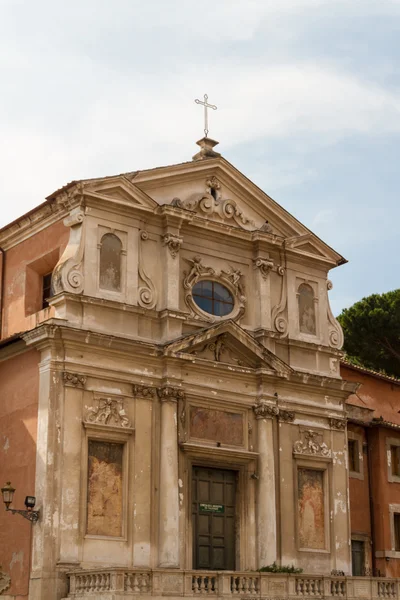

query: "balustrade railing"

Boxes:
[64, 569, 400, 599]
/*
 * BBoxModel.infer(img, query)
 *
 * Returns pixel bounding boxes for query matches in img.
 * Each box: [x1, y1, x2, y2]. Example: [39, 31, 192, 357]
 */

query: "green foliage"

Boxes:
[257, 562, 303, 574]
[337, 289, 400, 378]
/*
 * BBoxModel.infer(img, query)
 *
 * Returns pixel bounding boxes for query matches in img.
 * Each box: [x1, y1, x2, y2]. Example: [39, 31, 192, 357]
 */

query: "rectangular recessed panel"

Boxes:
[198, 546, 210, 568]
[213, 547, 225, 570]
[198, 514, 210, 534]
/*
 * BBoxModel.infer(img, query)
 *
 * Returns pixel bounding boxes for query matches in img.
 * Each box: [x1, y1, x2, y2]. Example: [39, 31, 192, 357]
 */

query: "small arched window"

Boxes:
[298, 283, 316, 335]
[99, 233, 122, 292]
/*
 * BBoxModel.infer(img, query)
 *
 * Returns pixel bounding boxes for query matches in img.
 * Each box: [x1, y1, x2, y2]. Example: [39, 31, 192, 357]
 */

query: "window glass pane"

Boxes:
[348, 440, 359, 473]
[193, 281, 213, 298]
[214, 283, 232, 302]
[194, 295, 213, 314]
[192, 280, 234, 316]
[391, 446, 400, 477]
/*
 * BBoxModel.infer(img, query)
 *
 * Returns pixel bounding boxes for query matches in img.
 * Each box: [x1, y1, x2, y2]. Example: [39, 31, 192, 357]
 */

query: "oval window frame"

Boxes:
[185, 275, 245, 323]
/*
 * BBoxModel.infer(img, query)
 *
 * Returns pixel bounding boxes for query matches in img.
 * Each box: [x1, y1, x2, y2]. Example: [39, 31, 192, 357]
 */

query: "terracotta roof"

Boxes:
[341, 358, 400, 386]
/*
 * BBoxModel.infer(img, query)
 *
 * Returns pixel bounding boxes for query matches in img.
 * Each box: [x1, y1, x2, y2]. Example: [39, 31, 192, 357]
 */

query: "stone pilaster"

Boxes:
[253, 401, 278, 568]
[253, 257, 274, 330]
[157, 386, 184, 567]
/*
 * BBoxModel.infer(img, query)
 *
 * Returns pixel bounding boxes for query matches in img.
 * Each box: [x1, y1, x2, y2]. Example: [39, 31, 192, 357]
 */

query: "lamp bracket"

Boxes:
[6, 507, 40, 523]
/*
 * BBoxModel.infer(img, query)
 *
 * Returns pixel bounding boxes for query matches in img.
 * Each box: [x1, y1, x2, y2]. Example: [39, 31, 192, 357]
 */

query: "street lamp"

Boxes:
[1, 482, 40, 523]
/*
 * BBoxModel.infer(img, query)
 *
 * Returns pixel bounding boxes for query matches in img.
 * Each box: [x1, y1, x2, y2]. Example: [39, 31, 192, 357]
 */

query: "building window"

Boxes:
[394, 513, 400, 552]
[391, 446, 400, 477]
[298, 283, 316, 335]
[42, 272, 53, 309]
[348, 439, 360, 473]
[192, 281, 234, 317]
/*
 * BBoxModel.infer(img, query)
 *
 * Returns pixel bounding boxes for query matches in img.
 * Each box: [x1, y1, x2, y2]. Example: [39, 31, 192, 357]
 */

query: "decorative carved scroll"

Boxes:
[271, 264, 288, 336]
[163, 233, 183, 258]
[326, 280, 344, 349]
[330, 418, 346, 431]
[138, 231, 157, 309]
[132, 385, 157, 398]
[56, 181, 84, 211]
[52, 206, 85, 295]
[157, 386, 185, 402]
[85, 397, 131, 428]
[293, 429, 331, 457]
[63, 372, 86, 389]
[254, 257, 274, 279]
[253, 400, 279, 419]
[173, 178, 255, 230]
[0, 569, 11, 594]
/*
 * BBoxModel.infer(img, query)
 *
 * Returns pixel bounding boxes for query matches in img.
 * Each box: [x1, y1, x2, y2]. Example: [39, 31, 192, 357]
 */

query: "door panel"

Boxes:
[192, 466, 236, 570]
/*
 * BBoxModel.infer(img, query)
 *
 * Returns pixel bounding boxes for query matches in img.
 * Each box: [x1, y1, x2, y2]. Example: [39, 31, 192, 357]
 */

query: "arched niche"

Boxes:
[99, 233, 122, 292]
[298, 283, 316, 335]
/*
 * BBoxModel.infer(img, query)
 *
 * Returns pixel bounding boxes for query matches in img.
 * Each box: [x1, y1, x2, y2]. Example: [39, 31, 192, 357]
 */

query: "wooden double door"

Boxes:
[192, 466, 236, 570]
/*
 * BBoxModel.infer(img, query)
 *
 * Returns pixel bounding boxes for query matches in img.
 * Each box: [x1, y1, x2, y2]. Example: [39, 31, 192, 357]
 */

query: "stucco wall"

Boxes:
[0, 348, 39, 597]
[1, 219, 68, 340]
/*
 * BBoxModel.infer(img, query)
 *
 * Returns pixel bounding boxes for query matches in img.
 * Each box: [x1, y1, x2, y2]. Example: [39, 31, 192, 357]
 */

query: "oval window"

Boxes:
[192, 281, 234, 317]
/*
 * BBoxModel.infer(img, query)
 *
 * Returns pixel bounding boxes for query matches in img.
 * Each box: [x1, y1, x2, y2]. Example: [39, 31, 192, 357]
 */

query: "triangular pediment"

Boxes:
[84, 175, 157, 211]
[132, 157, 344, 265]
[163, 320, 292, 374]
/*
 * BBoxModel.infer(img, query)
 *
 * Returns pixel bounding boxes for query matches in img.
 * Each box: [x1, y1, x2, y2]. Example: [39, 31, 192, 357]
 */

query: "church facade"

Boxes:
[0, 138, 387, 600]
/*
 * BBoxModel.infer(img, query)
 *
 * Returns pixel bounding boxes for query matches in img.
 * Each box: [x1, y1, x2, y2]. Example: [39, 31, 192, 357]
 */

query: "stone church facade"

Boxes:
[0, 138, 386, 600]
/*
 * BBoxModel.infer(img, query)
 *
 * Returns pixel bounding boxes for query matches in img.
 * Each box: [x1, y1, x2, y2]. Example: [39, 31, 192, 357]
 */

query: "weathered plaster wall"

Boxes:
[0, 348, 39, 598]
[343, 365, 400, 577]
[1, 219, 68, 340]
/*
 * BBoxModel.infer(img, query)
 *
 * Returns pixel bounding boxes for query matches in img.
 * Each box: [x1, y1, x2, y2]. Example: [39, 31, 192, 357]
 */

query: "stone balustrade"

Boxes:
[63, 569, 400, 600]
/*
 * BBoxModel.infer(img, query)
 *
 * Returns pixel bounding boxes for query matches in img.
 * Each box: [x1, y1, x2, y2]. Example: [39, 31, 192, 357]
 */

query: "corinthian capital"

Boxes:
[253, 400, 279, 419]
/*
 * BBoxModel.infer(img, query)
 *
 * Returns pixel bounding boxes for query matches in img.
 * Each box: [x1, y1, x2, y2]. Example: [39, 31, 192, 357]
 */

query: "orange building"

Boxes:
[343, 362, 400, 578]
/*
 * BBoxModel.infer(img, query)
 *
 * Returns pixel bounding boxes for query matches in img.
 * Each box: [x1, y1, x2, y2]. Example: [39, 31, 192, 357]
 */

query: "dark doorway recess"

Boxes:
[192, 466, 236, 570]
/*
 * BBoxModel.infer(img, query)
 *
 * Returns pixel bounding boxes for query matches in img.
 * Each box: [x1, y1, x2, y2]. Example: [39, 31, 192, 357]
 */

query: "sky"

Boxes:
[1, 0, 399, 315]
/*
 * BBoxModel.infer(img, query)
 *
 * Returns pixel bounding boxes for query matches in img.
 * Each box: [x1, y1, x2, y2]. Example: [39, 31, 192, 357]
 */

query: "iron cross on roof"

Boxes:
[195, 94, 217, 138]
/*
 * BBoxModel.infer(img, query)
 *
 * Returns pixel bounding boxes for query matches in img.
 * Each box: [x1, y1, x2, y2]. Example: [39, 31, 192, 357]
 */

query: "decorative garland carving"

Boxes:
[163, 233, 183, 258]
[330, 418, 346, 431]
[85, 397, 131, 428]
[254, 257, 274, 279]
[63, 372, 86, 389]
[183, 256, 246, 322]
[132, 385, 157, 398]
[0, 568, 11, 594]
[52, 207, 85, 295]
[138, 231, 157, 309]
[326, 280, 344, 349]
[253, 400, 279, 419]
[293, 429, 331, 457]
[271, 264, 288, 336]
[172, 178, 255, 230]
[279, 409, 295, 422]
[157, 386, 186, 402]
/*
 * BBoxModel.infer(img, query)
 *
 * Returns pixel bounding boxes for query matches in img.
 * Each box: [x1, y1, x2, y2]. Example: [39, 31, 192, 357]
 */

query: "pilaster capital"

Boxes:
[132, 384, 157, 399]
[253, 400, 279, 420]
[330, 418, 346, 431]
[162, 233, 183, 258]
[63, 371, 86, 388]
[278, 409, 295, 423]
[157, 386, 185, 403]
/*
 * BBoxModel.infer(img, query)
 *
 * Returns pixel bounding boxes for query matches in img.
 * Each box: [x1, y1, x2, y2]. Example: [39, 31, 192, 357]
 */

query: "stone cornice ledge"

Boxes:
[180, 442, 258, 465]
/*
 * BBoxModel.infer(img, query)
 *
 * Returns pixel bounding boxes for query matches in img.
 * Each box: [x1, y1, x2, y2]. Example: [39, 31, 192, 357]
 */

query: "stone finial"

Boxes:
[192, 137, 221, 161]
